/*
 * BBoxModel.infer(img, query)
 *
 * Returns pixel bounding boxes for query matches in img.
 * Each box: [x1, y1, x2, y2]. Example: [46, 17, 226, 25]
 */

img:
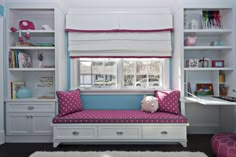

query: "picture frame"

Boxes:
[186, 59, 198, 68]
[212, 60, 224, 67]
[195, 83, 214, 96]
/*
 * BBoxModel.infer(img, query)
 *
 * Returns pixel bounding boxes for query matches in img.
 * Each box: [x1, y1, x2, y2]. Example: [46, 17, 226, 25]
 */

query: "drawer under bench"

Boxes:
[53, 123, 189, 148]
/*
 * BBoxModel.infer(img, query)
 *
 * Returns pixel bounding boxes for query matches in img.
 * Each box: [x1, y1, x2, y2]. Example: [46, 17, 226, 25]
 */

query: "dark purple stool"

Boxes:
[211, 133, 236, 157]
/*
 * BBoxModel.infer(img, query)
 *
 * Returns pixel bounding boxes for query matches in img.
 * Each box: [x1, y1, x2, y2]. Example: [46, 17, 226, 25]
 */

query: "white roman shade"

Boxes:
[66, 9, 173, 58]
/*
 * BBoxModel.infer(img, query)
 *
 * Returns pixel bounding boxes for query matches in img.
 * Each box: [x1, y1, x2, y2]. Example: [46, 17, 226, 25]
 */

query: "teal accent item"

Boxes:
[16, 87, 32, 98]
[0, 5, 4, 16]
[80, 94, 153, 110]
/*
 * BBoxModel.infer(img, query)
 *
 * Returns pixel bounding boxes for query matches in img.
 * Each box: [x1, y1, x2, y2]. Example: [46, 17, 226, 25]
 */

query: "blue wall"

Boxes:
[81, 94, 150, 110]
[0, 5, 4, 16]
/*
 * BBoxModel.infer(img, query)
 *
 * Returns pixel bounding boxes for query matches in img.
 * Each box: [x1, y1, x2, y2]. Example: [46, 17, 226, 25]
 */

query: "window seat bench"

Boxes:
[52, 110, 189, 147]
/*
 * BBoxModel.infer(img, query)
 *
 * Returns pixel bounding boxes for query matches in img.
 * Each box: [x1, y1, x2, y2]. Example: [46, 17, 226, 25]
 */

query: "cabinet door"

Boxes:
[6, 113, 30, 135]
[30, 113, 54, 135]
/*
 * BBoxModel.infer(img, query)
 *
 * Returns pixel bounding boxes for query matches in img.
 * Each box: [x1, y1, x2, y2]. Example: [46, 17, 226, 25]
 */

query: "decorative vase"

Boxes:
[16, 86, 32, 98]
[39, 61, 43, 68]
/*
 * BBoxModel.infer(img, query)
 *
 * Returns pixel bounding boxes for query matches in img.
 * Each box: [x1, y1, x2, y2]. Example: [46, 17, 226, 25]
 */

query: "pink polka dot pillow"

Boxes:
[56, 89, 83, 117]
[154, 90, 180, 115]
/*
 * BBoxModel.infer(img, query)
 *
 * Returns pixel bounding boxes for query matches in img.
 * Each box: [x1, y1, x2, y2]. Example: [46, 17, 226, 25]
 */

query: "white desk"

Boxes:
[182, 96, 236, 133]
[184, 96, 236, 105]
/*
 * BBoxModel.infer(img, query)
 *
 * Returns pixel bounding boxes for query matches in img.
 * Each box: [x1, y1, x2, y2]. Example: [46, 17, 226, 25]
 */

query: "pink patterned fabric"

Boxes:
[211, 133, 236, 157]
[56, 89, 83, 117]
[53, 110, 188, 123]
[154, 90, 180, 115]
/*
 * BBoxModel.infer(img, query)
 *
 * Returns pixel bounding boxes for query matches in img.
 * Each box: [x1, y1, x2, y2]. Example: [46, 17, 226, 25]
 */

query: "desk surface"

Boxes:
[182, 96, 236, 105]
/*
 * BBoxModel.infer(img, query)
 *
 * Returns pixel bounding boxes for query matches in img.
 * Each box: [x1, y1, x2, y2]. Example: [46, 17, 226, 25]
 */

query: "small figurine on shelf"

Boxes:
[199, 57, 210, 67]
[38, 52, 44, 68]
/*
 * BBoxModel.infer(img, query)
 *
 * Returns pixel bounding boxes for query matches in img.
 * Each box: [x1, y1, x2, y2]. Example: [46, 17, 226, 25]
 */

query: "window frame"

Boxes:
[70, 58, 170, 94]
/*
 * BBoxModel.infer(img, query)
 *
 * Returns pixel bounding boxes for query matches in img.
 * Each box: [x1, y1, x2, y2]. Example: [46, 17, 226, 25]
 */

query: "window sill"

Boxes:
[72, 87, 164, 95]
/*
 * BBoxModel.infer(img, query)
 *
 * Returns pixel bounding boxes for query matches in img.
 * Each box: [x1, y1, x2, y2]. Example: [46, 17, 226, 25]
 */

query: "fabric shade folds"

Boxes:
[66, 8, 173, 58]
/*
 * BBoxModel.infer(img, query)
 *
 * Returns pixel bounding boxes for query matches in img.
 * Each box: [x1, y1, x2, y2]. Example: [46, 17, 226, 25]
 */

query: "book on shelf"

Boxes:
[9, 50, 32, 68]
[187, 82, 192, 96]
[11, 81, 25, 99]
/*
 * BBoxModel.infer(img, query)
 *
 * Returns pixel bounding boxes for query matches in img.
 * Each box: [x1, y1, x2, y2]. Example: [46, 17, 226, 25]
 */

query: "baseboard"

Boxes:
[0, 130, 5, 144]
[187, 125, 219, 134]
[6, 135, 52, 143]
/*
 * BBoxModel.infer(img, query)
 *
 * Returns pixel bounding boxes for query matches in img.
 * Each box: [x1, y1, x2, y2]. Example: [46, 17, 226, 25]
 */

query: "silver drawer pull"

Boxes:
[116, 131, 124, 135]
[161, 131, 168, 135]
[72, 131, 79, 135]
[27, 106, 34, 110]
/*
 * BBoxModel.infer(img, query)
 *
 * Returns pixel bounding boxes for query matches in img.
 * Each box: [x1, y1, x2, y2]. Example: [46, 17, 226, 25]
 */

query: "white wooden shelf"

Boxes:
[8, 68, 55, 72]
[184, 67, 234, 71]
[5, 97, 56, 102]
[10, 30, 55, 33]
[10, 46, 55, 50]
[184, 46, 232, 50]
[184, 29, 232, 35]
[183, 96, 236, 105]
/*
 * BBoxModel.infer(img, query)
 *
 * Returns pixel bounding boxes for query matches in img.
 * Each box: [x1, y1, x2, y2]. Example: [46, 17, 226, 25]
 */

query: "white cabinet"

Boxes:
[6, 102, 55, 136]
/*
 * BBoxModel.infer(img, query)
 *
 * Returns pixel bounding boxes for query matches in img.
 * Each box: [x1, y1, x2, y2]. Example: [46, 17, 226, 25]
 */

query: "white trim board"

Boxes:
[0, 130, 5, 144]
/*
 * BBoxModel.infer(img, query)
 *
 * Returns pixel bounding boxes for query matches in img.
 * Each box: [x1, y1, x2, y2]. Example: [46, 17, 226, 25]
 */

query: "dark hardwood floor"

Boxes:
[0, 134, 214, 157]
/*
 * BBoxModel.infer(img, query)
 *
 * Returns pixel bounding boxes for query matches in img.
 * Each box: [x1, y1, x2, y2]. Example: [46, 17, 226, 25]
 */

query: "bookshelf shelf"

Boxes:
[5, 97, 56, 102]
[8, 68, 56, 72]
[10, 46, 55, 50]
[10, 30, 55, 33]
[184, 29, 232, 35]
[184, 46, 232, 50]
[184, 67, 234, 71]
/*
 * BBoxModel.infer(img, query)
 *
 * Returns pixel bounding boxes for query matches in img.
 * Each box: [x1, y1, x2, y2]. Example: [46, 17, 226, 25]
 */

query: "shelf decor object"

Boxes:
[186, 59, 198, 68]
[212, 60, 224, 67]
[16, 86, 32, 98]
[194, 83, 214, 96]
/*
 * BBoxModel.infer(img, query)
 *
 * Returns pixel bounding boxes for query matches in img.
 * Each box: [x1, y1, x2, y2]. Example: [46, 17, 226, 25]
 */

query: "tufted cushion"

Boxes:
[154, 90, 180, 115]
[56, 89, 83, 117]
[53, 110, 188, 123]
[211, 133, 236, 157]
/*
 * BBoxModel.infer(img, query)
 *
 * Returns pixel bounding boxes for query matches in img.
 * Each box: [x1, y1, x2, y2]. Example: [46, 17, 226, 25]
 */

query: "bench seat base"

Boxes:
[53, 123, 189, 148]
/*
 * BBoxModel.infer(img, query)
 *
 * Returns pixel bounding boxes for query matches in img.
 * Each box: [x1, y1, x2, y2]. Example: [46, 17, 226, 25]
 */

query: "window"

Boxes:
[70, 58, 169, 90]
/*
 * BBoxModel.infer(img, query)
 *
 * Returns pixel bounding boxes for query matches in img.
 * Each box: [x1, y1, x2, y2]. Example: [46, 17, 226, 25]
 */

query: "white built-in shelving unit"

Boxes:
[173, 1, 236, 133]
[4, 6, 66, 142]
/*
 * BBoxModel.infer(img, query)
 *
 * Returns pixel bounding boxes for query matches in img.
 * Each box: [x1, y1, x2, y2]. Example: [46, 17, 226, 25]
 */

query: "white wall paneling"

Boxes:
[0, 15, 5, 144]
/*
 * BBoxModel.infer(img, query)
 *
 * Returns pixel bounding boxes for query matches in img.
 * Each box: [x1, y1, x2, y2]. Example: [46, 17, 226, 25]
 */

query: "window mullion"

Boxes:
[117, 59, 123, 88]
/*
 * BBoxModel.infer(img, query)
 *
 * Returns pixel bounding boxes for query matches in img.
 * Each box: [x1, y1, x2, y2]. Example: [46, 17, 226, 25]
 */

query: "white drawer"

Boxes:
[54, 126, 97, 139]
[98, 126, 141, 139]
[6, 102, 55, 113]
[142, 126, 186, 139]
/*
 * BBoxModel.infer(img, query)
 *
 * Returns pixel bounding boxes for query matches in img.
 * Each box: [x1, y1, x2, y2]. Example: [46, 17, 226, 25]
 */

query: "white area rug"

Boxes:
[29, 151, 208, 157]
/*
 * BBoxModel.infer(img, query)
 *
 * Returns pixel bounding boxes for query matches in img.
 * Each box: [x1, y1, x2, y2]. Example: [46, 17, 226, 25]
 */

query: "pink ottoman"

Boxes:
[211, 133, 236, 157]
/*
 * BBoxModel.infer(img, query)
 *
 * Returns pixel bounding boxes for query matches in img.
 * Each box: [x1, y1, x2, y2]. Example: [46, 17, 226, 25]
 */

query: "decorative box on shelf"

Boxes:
[212, 60, 224, 67]
[186, 59, 198, 68]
